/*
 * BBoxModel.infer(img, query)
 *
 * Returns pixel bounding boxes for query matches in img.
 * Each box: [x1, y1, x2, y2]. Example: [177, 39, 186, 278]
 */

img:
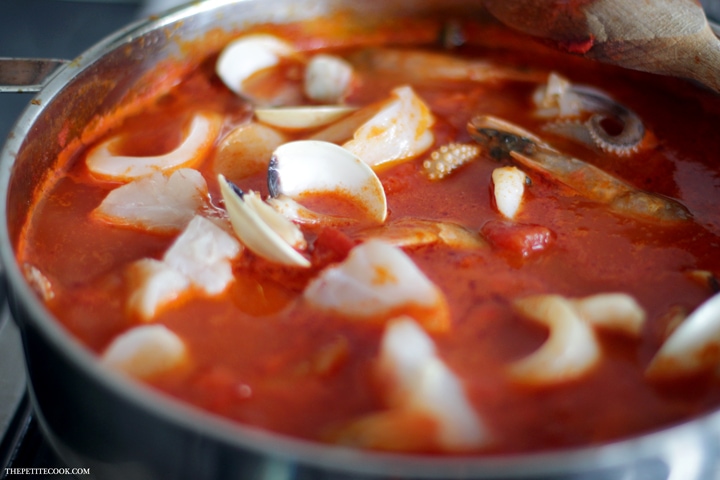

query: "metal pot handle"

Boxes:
[0, 58, 69, 93]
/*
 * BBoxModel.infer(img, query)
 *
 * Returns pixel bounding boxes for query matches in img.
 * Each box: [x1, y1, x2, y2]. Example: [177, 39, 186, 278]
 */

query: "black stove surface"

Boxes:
[0, 0, 146, 144]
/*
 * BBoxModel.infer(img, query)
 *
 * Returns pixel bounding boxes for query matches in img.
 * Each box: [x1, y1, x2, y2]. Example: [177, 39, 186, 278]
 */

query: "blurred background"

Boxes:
[0, 0, 191, 143]
[705, 0, 720, 23]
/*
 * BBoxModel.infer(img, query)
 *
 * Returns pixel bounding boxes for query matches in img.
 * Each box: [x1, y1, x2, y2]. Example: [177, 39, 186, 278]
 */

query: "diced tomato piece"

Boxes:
[481, 220, 554, 257]
[311, 227, 358, 265]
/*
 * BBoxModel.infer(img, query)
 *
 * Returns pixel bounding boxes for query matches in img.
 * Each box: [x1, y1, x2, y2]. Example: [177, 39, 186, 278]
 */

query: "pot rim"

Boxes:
[1, 1, 719, 477]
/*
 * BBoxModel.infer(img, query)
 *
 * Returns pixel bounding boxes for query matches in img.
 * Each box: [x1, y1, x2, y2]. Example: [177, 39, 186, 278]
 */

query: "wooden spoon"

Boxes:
[482, 0, 720, 93]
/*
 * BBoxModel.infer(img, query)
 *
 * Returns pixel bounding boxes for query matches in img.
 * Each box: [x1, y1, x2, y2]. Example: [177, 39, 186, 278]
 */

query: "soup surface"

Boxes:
[17, 14, 720, 454]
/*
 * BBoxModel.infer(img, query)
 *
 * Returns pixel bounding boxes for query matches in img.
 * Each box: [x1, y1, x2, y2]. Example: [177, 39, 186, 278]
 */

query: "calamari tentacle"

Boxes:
[510, 293, 646, 385]
[510, 295, 600, 384]
[421, 143, 480, 180]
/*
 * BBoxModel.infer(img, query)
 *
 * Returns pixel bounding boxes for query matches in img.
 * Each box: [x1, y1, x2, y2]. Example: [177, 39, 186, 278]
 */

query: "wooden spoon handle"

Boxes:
[484, 0, 720, 93]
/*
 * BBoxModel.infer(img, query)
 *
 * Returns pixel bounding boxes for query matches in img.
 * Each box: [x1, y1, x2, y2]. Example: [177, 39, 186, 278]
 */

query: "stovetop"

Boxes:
[2, 1, 720, 479]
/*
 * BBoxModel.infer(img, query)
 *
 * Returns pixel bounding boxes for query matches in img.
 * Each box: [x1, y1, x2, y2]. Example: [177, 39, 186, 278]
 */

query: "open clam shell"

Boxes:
[267, 140, 388, 224]
[646, 292, 720, 378]
[218, 174, 310, 268]
[214, 122, 288, 181]
[216, 34, 297, 95]
[254, 105, 357, 131]
[216, 33, 302, 105]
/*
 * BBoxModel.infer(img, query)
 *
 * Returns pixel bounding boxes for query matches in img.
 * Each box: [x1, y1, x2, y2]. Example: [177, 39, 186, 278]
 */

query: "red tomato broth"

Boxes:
[16, 17, 720, 454]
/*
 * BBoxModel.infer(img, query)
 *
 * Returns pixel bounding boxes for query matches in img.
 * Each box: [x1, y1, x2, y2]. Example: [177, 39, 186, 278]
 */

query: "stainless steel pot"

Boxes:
[2, 1, 720, 479]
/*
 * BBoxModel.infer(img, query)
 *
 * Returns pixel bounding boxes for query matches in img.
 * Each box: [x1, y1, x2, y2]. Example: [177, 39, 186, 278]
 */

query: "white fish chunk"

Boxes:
[93, 168, 207, 233]
[303, 239, 449, 332]
[491, 166, 527, 220]
[378, 316, 488, 450]
[343, 85, 435, 169]
[102, 324, 187, 378]
[128, 215, 241, 320]
[164, 215, 242, 295]
[86, 112, 220, 181]
[126, 259, 190, 321]
[646, 293, 720, 379]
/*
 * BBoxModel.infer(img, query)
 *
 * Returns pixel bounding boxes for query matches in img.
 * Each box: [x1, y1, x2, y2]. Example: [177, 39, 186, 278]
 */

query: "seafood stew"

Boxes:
[15, 13, 720, 455]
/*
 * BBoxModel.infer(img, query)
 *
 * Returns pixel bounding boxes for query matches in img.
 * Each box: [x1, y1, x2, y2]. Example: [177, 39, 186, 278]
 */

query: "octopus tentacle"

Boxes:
[573, 86, 646, 156]
[534, 74, 646, 156]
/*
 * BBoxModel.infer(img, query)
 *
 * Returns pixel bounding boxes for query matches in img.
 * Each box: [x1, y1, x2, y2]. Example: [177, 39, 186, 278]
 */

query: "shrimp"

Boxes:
[468, 115, 691, 223]
[348, 48, 545, 85]
[355, 218, 487, 250]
